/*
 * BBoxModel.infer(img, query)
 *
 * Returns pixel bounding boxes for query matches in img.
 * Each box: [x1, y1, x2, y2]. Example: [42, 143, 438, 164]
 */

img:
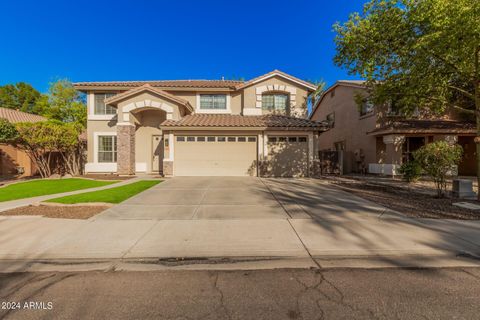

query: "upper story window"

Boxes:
[326, 112, 335, 127]
[94, 93, 116, 115]
[199, 94, 227, 110]
[360, 101, 374, 116]
[262, 93, 289, 114]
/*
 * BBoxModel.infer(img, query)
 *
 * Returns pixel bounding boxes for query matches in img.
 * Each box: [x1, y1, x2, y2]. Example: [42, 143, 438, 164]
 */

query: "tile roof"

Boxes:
[0, 107, 46, 123]
[368, 120, 476, 135]
[74, 79, 243, 90]
[161, 114, 328, 130]
[104, 84, 192, 111]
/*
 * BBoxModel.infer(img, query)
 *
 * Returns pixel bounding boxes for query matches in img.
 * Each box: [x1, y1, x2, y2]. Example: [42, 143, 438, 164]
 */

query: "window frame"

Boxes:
[94, 133, 117, 164]
[89, 93, 117, 120]
[261, 92, 289, 114]
[326, 112, 335, 128]
[196, 94, 231, 114]
[94, 93, 116, 115]
[360, 100, 374, 117]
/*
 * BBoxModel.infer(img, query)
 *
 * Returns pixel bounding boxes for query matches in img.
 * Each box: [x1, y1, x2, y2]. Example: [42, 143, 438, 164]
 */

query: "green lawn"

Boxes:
[47, 180, 161, 204]
[0, 178, 119, 202]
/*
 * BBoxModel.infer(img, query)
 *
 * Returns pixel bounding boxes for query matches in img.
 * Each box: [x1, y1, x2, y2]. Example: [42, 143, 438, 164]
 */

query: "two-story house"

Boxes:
[309, 81, 476, 176]
[74, 70, 327, 177]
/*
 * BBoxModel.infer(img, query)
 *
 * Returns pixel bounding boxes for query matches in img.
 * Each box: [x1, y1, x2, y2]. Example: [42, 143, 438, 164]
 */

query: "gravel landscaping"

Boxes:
[329, 178, 480, 220]
[0, 204, 110, 219]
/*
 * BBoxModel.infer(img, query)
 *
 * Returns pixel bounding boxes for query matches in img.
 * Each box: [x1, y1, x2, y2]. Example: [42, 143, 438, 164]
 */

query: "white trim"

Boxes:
[116, 122, 135, 126]
[85, 162, 117, 173]
[255, 85, 297, 109]
[169, 133, 174, 161]
[258, 134, 264, 159]
[242, 72, 317, 90]
[88, 115, 116, 121]
[195, 93, 231, 114]
[87, 92, 117, 121]
[93, 132, 117, 164]
[135, 162, 147, 172]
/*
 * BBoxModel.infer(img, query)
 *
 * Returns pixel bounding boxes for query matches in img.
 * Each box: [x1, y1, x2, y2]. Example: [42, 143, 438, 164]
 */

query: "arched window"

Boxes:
[261, 93, 289, 114]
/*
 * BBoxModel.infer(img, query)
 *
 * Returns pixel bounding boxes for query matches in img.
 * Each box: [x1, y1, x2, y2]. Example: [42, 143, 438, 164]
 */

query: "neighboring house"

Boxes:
[74, 70, 328, 177]
[0, 107, 46, 178]
[309, 81, 476, 176]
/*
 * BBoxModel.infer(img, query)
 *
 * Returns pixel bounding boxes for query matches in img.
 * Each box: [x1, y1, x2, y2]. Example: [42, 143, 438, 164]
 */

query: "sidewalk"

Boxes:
[1, 214, 479, 272]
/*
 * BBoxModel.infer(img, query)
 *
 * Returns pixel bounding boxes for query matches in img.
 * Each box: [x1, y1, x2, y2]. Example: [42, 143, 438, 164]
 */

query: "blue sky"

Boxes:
[0, 0, 365, 92]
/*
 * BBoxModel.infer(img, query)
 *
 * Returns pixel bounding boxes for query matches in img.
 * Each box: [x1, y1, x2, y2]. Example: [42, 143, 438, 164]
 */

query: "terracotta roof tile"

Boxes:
[0, 107, 46, 123]
[161, 114, 328, 130]
[368, 120, 476, 135]
[74, 79, 243, 90]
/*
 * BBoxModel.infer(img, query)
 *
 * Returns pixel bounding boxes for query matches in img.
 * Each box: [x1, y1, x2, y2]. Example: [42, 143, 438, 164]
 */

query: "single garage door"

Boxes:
[174, 135, 257, 176]
[267, 136, 308, 177]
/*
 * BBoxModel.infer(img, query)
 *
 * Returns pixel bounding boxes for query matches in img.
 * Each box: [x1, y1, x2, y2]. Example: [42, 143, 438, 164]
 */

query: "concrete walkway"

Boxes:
[0, 176, 147, 212]
[1, 177, 480, 271]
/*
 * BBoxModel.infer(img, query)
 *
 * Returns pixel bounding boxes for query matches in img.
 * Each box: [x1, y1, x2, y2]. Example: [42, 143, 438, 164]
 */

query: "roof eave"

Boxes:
[236, 70, 317, 91]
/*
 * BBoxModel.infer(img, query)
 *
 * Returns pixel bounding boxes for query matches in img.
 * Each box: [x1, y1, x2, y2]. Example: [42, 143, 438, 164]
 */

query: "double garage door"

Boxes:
[174, 135, 309, 177]
[174, 136, 258, 176]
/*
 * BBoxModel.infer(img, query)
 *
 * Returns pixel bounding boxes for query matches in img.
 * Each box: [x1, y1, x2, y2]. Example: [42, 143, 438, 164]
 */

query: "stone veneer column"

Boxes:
[117, 123, 136, 175]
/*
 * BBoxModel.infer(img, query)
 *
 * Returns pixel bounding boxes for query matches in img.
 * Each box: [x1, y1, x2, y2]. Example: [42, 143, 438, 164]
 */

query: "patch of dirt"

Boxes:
[330, 180, 480, 220]
[0, 205, 110, 219]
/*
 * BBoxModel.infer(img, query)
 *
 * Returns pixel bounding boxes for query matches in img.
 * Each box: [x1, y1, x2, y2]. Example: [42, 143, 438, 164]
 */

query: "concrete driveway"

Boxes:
[96, 176, 387, 221]
[1, 176, 480, 269]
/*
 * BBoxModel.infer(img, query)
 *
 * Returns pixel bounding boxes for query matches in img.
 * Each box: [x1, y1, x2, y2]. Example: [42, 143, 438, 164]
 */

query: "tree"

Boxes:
[0, 82, 44, 114]
[0, 119, 19, 143]
[333, 0, 480, 197]
[414, 141, 463, 197]
[0, 121, 86, 178]
[308, 80, 327, 105]
[43, 79, 87, 127]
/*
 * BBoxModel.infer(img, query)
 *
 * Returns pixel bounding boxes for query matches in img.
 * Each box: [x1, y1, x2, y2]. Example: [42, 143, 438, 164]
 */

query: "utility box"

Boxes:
[452, 179, 476, 199]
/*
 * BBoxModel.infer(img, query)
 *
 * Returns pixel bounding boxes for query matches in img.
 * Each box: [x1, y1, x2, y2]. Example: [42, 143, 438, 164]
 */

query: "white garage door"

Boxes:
[174, 136, 257, 176]
[267, 136, 309, 177]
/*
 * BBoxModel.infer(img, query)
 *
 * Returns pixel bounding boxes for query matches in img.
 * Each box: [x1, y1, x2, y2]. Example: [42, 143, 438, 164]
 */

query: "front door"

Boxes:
[151, 135, 163, 174]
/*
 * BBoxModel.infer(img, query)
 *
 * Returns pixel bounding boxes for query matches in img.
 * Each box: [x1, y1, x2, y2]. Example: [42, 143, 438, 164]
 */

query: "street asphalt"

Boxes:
[0, 267, 479, 320]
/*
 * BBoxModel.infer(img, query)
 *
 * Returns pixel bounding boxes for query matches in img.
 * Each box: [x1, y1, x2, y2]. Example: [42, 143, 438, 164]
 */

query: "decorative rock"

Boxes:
[452, 179, 476, 199]
[48, 174, 61, 179]
[62, 174, 73, 179]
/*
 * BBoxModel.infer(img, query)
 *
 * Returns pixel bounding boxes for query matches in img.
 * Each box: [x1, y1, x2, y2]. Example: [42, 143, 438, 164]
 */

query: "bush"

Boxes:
[398, 160, 421, 183]
[413, 141, 463, 198]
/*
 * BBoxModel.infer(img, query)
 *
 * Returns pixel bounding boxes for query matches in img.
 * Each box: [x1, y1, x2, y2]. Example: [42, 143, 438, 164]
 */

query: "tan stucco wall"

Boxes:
[242, 76, 309, 117]
[311, 86, 377, 173]
[86, 120, 117, 163]
[171, 91, 243, 115]
[0, 144, 36, 177]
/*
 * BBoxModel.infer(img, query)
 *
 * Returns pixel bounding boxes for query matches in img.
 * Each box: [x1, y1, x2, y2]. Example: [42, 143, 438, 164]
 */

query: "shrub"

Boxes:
[398, 160, 421, 183]
[413, 141, 463, 198]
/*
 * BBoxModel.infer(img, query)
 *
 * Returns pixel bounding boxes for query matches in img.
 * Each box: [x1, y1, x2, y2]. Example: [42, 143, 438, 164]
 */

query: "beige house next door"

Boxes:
[174, 136, 257, 176]
[151, 135, 163, 173]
